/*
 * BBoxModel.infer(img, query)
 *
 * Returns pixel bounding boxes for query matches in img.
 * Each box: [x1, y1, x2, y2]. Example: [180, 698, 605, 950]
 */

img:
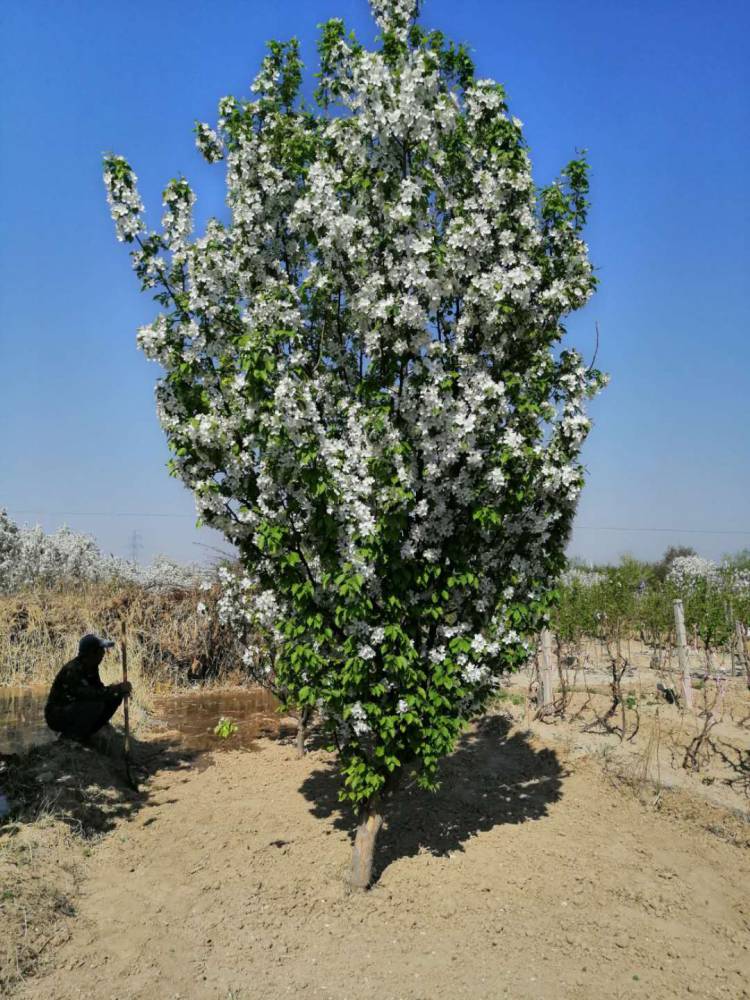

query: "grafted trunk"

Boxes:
[350, 796, 384, 890]
[295, 705, 312, 758]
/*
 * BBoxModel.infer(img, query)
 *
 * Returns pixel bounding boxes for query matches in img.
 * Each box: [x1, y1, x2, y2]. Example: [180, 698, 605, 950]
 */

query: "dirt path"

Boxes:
[16, 717, 750, 1000]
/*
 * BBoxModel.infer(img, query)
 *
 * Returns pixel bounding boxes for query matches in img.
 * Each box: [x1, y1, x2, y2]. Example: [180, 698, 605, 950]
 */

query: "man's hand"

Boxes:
[115, 681, 133, 697]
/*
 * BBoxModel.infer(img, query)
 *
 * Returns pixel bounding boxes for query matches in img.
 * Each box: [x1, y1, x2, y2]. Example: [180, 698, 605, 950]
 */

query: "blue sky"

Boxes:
[1, 0, 748, 566]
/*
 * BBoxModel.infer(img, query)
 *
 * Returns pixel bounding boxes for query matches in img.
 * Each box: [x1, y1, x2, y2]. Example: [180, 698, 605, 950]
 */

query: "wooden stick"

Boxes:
[737, 619, 750, 691]
[120, 620, 136, 789]
[673, 600, 693, 710]
[537, 628, 555, 718]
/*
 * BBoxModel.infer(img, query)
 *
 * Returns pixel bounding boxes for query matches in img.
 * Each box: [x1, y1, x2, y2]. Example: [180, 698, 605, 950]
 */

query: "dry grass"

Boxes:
[0, 584, 249, 714]
[0, 820, 79, 994]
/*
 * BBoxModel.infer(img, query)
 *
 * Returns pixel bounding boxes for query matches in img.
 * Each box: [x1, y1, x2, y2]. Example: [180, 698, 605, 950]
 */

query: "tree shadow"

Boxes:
[299, 713, 567, 883]
[0, 726, 202, 838]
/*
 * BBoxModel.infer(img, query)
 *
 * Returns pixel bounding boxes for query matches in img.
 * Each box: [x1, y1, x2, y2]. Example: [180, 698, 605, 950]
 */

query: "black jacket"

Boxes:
[45, 657, 121, 727]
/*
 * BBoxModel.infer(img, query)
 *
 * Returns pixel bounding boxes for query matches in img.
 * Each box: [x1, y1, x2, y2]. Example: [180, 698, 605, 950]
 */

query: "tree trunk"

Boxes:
[350, 796, 384, 890]
[295, 706, 312, 758]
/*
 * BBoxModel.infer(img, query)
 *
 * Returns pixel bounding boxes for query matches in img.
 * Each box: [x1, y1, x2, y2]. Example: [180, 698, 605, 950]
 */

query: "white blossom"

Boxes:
[349, 701, 371, 735]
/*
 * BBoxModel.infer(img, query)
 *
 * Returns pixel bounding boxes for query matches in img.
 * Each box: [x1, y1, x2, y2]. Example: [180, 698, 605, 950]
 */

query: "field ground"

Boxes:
[2, 684, 749, 1000]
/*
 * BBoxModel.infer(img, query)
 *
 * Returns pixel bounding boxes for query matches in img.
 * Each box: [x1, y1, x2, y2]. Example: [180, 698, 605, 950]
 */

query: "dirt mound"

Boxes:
[0, 818, 79, 992]
[0, 729, 195, 836]
[5, 715, 749, 1000]
[0, 730, 198, 994]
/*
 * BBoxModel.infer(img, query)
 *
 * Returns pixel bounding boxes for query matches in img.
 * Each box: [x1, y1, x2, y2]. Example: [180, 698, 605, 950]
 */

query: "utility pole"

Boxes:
[128, 530, 142, 564]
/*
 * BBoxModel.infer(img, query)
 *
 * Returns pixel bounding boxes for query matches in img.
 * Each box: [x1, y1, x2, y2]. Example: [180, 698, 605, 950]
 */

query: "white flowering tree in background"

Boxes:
[667, 556, 749, 657]
[0, 509, 209, 593]
[0, 510, 120, 591]
[552, 553, 750, 676]
[0, 511, 22, 589]
[104, 0, 605, 887]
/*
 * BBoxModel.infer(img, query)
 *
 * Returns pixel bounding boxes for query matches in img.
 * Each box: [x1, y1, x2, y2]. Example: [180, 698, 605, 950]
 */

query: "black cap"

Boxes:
[78, 634, 115, 656]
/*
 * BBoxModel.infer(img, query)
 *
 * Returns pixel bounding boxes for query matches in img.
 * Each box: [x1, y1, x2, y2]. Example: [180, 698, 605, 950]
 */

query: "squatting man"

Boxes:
[45, 634, 132, 741]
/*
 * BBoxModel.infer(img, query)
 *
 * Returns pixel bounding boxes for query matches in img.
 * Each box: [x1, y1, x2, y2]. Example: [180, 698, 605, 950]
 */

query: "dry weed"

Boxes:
[0, 584, 250, 708]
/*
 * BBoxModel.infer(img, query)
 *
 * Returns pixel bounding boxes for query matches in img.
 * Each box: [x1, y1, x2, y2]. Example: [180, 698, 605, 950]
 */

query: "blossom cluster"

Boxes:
[668, 555, 721, 588]
[668, 555, 750, 596]
[215, 566, 280, 685]
[560, 565, 604, 590]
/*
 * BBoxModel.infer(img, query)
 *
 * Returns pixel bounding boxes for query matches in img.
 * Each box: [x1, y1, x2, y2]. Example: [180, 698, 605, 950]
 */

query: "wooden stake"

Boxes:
[737, 620, 750, 691]
[673, 600, 693, 710]
[538, 628, 555, 717]
[120, 620, 136, 789]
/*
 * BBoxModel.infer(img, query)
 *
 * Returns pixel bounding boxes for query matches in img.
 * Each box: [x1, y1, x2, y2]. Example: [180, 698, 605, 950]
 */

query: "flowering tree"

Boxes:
[104, 0, 605, 887]
[0, 511, 117, 591]
[0, 510, 22, 591]
[0, 509, 210, 593]
[668, 556, 750, 658]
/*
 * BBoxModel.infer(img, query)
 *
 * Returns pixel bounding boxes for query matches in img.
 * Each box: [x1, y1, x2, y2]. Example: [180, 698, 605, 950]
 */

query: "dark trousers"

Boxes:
[46, 693, 123, 741]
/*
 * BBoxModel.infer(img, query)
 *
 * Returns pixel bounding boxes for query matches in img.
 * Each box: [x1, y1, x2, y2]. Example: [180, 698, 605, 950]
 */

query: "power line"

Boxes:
[576, 526, 750, 536]
[5, 509, 750, 536]
[7, 509, 195, 519]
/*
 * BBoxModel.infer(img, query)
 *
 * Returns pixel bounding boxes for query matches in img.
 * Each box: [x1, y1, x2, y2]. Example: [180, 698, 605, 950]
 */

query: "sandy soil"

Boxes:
[502, 668, 750, 819]
[4, 711, 749, 1000]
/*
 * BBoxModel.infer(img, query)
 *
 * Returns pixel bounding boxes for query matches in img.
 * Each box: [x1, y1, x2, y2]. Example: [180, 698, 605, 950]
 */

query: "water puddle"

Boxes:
[152, 688, 295, 752]
[0, 685, 295, 757]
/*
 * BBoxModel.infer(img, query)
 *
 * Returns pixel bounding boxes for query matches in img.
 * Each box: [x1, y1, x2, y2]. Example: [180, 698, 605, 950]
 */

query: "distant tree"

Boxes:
[667, 555, 750, 655]
[723, 548, 750, 573]
[0, 510, 22, 591]
[654, 545, 697, 582]
[0, 509, 209, 593]
[104, 0, 605, 887]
